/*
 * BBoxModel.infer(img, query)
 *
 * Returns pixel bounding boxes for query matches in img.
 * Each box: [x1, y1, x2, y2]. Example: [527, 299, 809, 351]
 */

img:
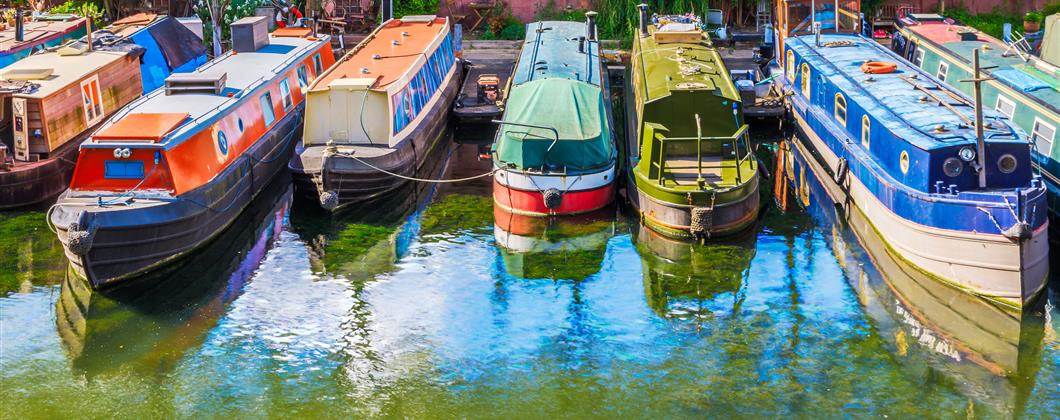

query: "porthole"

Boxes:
[238, 118, 244, 133]
[942, 157, 962, 177]
[899, 151, 909, 174]
[217, 130, 229, 156]
[997, 154, 1017, 174]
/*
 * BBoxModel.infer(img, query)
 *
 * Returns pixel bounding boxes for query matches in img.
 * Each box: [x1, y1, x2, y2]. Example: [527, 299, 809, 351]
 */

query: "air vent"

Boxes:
[165, 72, 227, 95]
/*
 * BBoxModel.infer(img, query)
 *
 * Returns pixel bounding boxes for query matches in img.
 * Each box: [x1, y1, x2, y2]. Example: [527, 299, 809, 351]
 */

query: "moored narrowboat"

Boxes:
[626, 6, 760, 239]
[289, 15, 460, 212]
[491, 15, 617, 216]
[0, 14, 207, 209]
[49, 18, 335, 288]
[0, 13, 86, 68]
[774, 0, 1049, 311]
[892, 13, 1060, 224]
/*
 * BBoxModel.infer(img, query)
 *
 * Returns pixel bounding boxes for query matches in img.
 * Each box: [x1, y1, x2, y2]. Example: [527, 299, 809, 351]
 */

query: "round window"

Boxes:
[217, 130, 229, 155]
[899, 151, 910, 174]
[997, 154, 1017, 174]
[237, 118, 245, 133]
[942, 157, 963, 177]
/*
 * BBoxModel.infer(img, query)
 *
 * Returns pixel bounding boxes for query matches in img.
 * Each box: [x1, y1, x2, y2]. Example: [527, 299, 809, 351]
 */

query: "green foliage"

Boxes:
[394, 0, 440, 18]
[197, 0, 258, 54]
[1044, 2, 1060, 16]
[49, 0, 104, 22]
[943, 7, 1021, 40]
[498, 22, 525, 40]
[1025, 11, 1044, 22]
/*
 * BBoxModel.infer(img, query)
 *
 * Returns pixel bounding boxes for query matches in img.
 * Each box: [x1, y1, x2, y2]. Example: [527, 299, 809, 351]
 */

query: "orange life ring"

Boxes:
[861, 61, 898, 74]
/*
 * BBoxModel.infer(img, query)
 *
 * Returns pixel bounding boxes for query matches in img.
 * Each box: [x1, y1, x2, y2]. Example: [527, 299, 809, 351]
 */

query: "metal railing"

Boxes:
[650, 121, 752, 188]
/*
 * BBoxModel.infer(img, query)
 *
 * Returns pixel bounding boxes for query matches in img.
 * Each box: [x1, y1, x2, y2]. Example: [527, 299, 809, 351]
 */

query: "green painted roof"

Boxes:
[633, 27, 739, 104]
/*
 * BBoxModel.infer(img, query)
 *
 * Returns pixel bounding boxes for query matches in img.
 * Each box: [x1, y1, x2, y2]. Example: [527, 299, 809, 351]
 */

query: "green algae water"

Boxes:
[1, 137, 1058, 418]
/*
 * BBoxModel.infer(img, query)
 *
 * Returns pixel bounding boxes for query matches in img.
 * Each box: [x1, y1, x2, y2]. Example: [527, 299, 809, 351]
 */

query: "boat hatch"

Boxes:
[1, 67, 54, 80]
[93, 112, 189, 142]
[272, 27, 313, 38]
[164, 72, 227, 95]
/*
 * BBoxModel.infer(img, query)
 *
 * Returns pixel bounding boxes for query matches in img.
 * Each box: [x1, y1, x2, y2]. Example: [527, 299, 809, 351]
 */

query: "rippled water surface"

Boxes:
[1, 136, 1057, 418]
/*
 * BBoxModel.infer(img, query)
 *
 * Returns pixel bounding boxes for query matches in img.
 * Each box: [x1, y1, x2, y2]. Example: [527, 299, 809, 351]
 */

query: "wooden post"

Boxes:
[973, 47, 986, 189]
[86, 16, 93, 52]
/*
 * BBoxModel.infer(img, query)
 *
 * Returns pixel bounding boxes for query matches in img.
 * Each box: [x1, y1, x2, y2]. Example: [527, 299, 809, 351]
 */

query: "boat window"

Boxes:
[935, 62, 948, 81]
[914, 48, 924, 66]
[1032, 118, 1056, 155]
[800, 63, 810, 98]
[834, 93, 847, 126]
[312, 53, 323, 76]
[80, 76, 105, 126]
[297, 65, 309, 88]
[391, 34, 455, 135]
[104, 161, 144, 179]
[995, 95, 1016, 119]
[786, 50, 795, 81]
[280, 80, 293, 110]
[861, 115, 870, 148]
[260, 92, 276, 127]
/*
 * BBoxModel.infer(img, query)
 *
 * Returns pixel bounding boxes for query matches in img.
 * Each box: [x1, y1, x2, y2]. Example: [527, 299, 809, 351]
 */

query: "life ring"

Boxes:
[860, 61, 897, 74]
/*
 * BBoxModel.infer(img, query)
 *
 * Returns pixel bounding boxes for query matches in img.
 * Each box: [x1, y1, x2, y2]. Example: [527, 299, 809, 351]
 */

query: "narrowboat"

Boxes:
[0, 15, 207, 209]
[0, 13, 86, 68]
[493, 204, 615, 280]
[893, 13, 1060, 224]
[49, 17, 335, 288]
[774, 0, 1049, 311]
[777, 139, 1043, 414]
[626, 6, 759, 239]
[492, 15, 617, 216]
[289, 15, 460, 212]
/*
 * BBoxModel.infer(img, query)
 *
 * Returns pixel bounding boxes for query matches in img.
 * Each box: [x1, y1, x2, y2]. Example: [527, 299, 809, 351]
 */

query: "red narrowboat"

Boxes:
[49, 18, 335, 288]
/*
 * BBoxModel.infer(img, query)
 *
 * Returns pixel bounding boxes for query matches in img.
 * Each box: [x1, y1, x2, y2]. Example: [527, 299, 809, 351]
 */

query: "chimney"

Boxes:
[637, 4, 649, 37]
[14, 7, 23, 42]
[578, 36, 586, 53]
[585, 11, 597, 41]
[231, 16, 269, 53]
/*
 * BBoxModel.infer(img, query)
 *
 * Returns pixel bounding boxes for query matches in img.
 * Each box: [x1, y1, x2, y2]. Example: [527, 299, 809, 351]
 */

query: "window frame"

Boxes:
[80, 75, 105, 126]
[994, 95, 1016, 119]
[296, 64, 309, 89]
[936, 61, 949, 81]
[1032, 117, 1056, 155]
[786, 50, 795, 81]
[279, 79, 293, 110]
[834, 93, 847, 127]
[914, 48, 925, 67]
[800, 63, 811, 98]
[861, 115, 871, 148]
[312, 53, 323, 76]
[260, 92, 276, 127]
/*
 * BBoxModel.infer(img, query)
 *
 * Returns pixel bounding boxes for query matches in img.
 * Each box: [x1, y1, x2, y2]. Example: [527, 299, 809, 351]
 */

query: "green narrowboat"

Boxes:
[626, 5, 759, 239]
[894, 14, 1060, 221]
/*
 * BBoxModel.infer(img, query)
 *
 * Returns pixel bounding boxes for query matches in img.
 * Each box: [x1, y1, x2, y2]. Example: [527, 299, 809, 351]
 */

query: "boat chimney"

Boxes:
[14, 7, 23, 42]
[578, 36, 586, 53]
[585, 11, 597, 41]
[638, 3, 649, 37]
[813, 22, 822, 46]
[230, 16, 269, 53]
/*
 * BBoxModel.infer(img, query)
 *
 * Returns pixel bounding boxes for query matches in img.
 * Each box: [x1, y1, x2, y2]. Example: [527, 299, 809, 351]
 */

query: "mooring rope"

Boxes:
[332, 151, 497, 183]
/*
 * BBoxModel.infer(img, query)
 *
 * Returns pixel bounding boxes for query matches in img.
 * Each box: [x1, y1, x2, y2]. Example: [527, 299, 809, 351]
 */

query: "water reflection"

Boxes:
[493, 206, 618, 281]
[778, 138, 1047, 416]
[0, 211, 66, 293]
[54, 180, 292, 376]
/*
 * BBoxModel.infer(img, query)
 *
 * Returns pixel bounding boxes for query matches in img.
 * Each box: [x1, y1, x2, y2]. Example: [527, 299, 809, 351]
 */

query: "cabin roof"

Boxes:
[634, 24, 738, 102]
[512, 21, 600, 87]
[106, 12, 160, 37]
[0, 16, 85, 52]
[788, 34, 1023, 150]
[94, 112, 189, 141]
[95, 34, 325, 145]
[904, 24, 1059, 114]
[312, 16, 447, 91]
[1, 49, 130, 99]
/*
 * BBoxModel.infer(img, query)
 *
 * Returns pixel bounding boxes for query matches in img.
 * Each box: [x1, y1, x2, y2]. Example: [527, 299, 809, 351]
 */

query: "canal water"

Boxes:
[1, 128, 1057, 418]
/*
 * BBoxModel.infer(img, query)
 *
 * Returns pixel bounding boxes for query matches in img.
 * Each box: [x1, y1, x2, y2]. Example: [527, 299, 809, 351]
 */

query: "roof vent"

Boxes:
[231, 16, 269, 53]
[165, 72, 227, 95]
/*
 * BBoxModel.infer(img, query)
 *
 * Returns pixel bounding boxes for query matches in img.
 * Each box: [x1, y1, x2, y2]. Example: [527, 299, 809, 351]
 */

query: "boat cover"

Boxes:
[494, 78, 612, 171]
[1042, 13, 1059, 67]
[992, 68, 1051, 92]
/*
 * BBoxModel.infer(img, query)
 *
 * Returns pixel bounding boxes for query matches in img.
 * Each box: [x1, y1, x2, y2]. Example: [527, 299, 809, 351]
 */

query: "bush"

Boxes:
[1025, 11, 1044, 22]
[1044, 1, 1060, 16]
[394, 0, 439, 18]
[498, 22, 525, 40]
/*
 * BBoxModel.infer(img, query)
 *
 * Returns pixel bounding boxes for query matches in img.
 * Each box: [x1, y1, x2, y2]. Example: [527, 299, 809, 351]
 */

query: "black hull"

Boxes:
[50, 106, 304, 289]
[290, 68, 460, 212]
[0, 136, 79, 209]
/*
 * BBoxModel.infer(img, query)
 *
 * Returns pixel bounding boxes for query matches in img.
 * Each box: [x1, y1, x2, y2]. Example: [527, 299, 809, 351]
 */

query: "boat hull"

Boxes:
[629, 179, 760, 239]
[0, 136, 79, 209]
[50, 106, 304, 288]
[790, 109, 1049, 311]
[492, 166, 616, 216]
[289, 65, 460, 212]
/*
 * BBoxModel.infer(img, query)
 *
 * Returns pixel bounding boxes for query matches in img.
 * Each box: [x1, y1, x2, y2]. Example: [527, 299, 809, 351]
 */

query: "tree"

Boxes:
[203, 0, 230, 57]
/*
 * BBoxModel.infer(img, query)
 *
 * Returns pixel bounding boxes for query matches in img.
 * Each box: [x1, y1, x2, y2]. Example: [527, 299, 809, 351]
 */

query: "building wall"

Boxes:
[440, 0, 593, 26]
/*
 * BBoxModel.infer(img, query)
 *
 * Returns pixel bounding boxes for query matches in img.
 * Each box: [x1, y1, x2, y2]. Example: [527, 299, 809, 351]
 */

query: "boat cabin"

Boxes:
[2, 48, 142, 162]
[303, 15, 456, 148]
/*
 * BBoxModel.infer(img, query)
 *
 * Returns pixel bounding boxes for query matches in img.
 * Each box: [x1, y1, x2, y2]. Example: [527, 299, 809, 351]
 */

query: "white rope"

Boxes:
[334, 152, 497, 183]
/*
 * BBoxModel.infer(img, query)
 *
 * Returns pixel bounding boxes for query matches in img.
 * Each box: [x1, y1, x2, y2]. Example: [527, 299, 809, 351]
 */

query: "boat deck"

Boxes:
[512, 21, 600, 87]
[787, 34, 1022, 151]
[0, 17, 84, 52]
[311, 16, 448, 91]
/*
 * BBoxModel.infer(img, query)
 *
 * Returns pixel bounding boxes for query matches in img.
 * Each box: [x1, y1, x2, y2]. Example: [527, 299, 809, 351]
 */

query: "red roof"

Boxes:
[93, 113, 189, 142]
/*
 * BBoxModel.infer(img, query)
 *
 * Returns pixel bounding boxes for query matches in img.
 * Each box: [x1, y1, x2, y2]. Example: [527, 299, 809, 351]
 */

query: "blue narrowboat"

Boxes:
[773, 0, 1049, 311]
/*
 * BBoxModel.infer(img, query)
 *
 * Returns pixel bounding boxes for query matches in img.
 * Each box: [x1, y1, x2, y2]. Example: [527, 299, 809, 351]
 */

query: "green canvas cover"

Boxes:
[494, 78, 613, 172]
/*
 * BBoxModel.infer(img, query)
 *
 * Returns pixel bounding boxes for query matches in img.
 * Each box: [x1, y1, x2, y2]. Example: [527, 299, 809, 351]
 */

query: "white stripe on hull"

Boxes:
[792, 112, 1049, 307]
[493, 226, 611, 253]
[494, 164, 616, 192]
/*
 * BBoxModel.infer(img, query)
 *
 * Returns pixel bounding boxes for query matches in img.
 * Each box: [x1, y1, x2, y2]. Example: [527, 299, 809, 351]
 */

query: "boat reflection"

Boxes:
[493, 205, 617, 281]
[633, 221, 757, 321]
[53, 178, 293, 376]
[777, 138, 1046, 416]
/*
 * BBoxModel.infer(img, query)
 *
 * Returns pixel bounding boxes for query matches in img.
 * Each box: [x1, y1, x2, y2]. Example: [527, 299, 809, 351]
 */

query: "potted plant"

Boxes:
[3, 10, 15, 27]
[1025, 11, 1043, 32]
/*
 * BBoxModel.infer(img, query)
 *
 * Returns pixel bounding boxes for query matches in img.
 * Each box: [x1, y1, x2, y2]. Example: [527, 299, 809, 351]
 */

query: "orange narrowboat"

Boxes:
[49, 17, 335, 288]
[289, 15, 461, 211]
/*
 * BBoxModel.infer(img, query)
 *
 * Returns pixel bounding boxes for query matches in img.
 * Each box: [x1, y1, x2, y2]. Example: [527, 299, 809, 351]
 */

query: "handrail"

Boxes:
[652, 124, 752, 188]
